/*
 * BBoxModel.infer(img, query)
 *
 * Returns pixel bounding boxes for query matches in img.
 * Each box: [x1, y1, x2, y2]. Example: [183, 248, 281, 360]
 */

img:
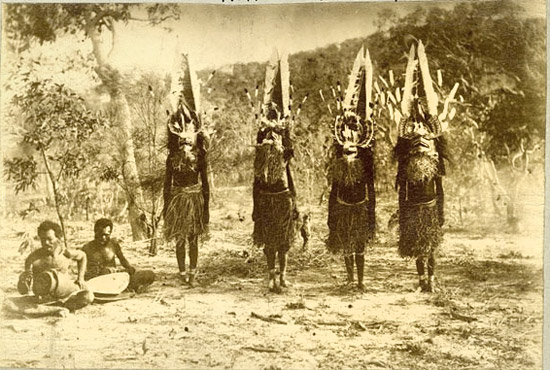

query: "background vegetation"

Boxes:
[2, 2, 545, 242]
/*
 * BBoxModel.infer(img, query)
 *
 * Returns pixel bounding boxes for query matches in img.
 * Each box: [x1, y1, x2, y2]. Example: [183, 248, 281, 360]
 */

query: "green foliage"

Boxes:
[6, 78, 107, 231]
[371, 3, 545, 157]
[10, 79, 107, 166]
[4, 4, 180, 52]
[4, 156, 39, 194]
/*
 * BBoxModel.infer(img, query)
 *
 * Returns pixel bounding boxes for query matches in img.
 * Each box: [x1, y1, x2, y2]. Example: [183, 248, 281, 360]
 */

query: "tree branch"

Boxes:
[107, 18, 119, 59]
[128, 14, 179, 24]
[40, 147, 68, 250]
[128, 17, 149, 23]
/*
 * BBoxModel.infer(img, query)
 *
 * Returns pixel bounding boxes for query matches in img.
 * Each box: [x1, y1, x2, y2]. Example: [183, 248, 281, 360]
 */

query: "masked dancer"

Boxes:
[327, 47, 376, 291]
[164, 54, 210, 287]
[394, 42, 450, 293]
[253, 49, 298, 293]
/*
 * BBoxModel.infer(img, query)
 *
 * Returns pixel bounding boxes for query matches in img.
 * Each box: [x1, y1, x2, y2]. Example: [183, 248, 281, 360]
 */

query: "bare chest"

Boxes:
[89, 246, 116, 266]
[32, 254, 71, 275]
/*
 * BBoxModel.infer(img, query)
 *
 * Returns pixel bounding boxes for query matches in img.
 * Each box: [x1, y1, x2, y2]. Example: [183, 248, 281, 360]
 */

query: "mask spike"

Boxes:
[379, 76, 389, 89]
[417, 40, 438, 116]
[439, 82, 459, 121]
[206, 70, 215, 85]
[401, 43, 417, 119]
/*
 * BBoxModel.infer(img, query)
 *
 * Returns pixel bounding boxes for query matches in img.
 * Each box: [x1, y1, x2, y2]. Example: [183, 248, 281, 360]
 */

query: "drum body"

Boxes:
[33, 270, 79, 298]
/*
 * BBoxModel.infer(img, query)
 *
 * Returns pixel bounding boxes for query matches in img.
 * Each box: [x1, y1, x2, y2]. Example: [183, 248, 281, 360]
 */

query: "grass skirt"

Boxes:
[399, 201, 442, 258]
[253, 190, 296, 252]
[164, 184, 206, 242]
[327, 198, 372, 255]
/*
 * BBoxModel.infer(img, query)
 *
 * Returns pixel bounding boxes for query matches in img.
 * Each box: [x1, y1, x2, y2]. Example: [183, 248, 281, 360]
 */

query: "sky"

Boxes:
[101, 0, 544, 73]
[109, 1, 455, 72]
[2, 0, 546, 86]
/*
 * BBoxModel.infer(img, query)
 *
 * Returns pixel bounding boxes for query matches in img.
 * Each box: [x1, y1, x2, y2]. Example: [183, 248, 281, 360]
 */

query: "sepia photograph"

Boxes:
[0, 0, 546, 368]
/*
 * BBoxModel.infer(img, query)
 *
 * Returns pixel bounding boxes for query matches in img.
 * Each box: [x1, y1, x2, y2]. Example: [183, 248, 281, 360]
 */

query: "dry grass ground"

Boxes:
[0, 187, 543, 369]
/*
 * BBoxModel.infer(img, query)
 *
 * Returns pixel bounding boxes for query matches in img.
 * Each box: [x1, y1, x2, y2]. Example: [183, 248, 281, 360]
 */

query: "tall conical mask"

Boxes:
[342, 46, 373, 121]
[168, 52, 201, 141]
[399, 41, 441, 139]
[262, 48, 290, 121]
[169, 53, 201, 120]
[334, 47, 374, 149]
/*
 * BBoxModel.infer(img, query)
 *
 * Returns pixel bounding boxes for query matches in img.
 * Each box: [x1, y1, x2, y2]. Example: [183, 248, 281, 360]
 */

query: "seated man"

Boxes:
[17, 220, 94, 311]
[82, 218, 155, 292]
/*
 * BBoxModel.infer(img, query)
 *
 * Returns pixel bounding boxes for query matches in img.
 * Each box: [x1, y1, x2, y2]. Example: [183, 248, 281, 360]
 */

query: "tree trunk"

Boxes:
[88, 22, 146, 241]
[110, 92, 147, 240]
[149, 224, 158, 256]
[40, 149, 68, 249]
[85, 196, 90, 221]
[0, 137, 5, 218]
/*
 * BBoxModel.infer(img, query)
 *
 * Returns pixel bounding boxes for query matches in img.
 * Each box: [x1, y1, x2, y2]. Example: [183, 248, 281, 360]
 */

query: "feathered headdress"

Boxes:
[260, 49, 292, 129]
[333, 46, 375, 149]
[399, 41, 442, 139]
[245, 49, 309, 129]
[168, 53, 201, 143]
[260, 48, 291, 127]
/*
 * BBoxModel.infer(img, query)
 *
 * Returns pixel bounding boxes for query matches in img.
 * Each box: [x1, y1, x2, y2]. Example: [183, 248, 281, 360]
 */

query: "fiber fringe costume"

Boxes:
[394, 42, 450, 293]
[164, 54, 210, 287]
[252, 49, 298, 293]
[326, 47, 376, 291]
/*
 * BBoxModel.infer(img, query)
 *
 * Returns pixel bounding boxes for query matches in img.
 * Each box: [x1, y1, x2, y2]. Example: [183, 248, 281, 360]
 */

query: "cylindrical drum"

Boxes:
[33, 270, 79, 298]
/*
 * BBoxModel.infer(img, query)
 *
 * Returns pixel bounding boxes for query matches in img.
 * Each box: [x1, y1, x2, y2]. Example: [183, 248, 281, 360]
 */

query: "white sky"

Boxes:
[109, 2, 451, 72]
[2, 1, 546, 87]
[103, 0, 545, 72]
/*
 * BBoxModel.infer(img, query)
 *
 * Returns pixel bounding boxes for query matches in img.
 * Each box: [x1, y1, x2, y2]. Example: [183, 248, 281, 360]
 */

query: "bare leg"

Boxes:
[426, 252, 436, 293]
[64, 290, 94, 312]
[188, 234, 199, 287]
[17, 272, 32, 295]
[279, 251, 289, 288]
[427, 253, 435, 276]
[175, 238, 187, 279]
[344, 254, 354, 284]
[416, 257, 427, 291]
[355, 244, 365, 291]
[127, 270, 156, 292]
[264, 248, 278, 292]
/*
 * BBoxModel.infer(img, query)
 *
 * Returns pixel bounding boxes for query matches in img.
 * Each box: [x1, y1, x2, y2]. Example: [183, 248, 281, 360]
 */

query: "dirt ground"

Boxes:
[0, 187, 544, 369]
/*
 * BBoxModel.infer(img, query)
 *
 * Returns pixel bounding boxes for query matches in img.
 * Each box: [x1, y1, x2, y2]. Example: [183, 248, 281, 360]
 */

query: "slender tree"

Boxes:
[4, 4, 180, 240]
[5, 79, 107, 247]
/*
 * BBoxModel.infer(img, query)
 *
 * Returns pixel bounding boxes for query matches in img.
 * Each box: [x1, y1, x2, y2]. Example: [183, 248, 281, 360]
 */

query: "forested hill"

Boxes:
[198, 1, 545, 205]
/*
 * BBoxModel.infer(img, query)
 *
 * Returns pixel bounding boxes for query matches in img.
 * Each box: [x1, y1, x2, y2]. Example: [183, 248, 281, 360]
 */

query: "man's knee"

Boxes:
[17, 272, 33, 295]
[128, 270, 155, 291]
[80, 289, 95, 304]
[132, 269, 155, 285]
[64, 289, 94, 311]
